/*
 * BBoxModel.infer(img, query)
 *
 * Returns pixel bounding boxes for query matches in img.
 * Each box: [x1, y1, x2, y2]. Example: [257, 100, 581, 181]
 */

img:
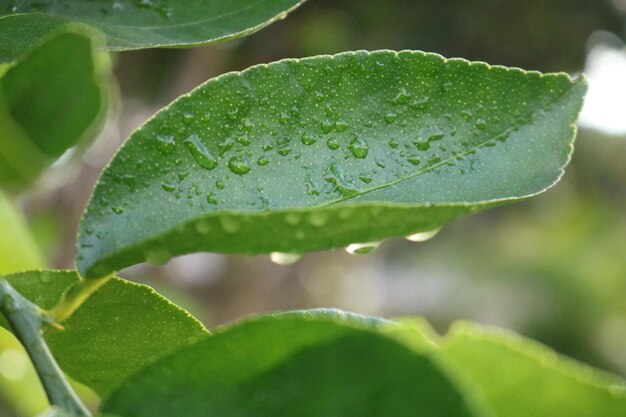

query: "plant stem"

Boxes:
[0, 278, 91, 417]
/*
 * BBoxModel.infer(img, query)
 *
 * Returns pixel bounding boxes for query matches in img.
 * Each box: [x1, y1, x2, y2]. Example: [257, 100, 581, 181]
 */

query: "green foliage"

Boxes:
[0, 192, 43, 274]
[0, 0, 307, 62]
[1, 270, 208, 396]
[0, 28, 109, 192]
[76, 50, 586, 278]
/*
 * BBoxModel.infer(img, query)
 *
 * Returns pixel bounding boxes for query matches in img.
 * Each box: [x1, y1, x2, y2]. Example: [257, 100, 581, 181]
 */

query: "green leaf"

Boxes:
[76, 50, 587, 279]
[0, 191, 44, 274]
[0, 28, 110, 192]
[0, 0, 307, 63]
[440, 322, 626, 417]
[102, 310, 486, 417]
[1, 270, 208, 395]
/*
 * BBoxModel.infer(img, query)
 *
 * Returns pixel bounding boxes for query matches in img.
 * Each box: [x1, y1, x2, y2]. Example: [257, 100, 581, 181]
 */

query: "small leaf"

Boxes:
[76, 50, 587, 278]
[440, 322, 626, 417]
[1, 270, 208, 395]
[102, 309, 485, 417]
[0, 28, 110, 192]
[0, 0, 308, 62]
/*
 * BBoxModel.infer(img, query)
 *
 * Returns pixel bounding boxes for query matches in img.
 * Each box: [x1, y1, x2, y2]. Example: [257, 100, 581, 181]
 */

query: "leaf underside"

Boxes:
[76, 50, 587, 278]
[0, 0, 307, 63]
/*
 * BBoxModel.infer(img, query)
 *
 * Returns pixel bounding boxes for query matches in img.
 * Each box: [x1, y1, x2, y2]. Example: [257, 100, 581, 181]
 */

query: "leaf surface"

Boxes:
[440, 322, 626, 417]
[1, 270, 208, 395]
[102, 309, 485, 417]
[77, 50, 586, 278]
[0, 28, 109, 192]
[0, 0, 307, 62]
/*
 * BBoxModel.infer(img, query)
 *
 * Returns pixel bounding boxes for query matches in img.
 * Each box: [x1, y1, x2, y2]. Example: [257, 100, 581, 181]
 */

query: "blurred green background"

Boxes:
[1, 0, 625, 415]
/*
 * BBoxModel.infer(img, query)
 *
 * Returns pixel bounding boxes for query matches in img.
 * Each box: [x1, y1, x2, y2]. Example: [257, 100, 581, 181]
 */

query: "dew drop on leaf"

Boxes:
[228, 156, 251, 175]
[348, 134, 369, 159]
[184, 135, 218, 170]
[345, 241, 381, 255]
[301, 132, 317, 145]
[155, 134, 176, 155]
[405, 228, 441, 242]
[269, 252, 303, 265]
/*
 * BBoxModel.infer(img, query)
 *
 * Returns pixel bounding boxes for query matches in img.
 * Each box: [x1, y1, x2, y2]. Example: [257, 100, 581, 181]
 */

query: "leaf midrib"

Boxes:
[321, 82, 578, 208]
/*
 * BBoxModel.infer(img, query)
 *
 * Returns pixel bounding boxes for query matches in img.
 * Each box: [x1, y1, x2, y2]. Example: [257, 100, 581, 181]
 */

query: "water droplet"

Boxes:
[308, 211, 329, 227]
[409, 96, 430, 110]
[301, 132, 317, 146]
[195, 221, 211, 235]
[389, 139, 399, 149]
[285, 213, 301, 225]
[461, 109, 474, 121]
[391, 88, 412, 105]
[220, 217, 240, 233]
[257, 156, 269, 166]
[384, 113, 398, 124]
[414, 138, 431, 151]
[216, 180, 225, 190]
[181, 112, 194, 125]
[345, 241, 381, 255]
[155, 134, 176, 155]
[359, 173, 373, 184]
[279, 112, 291, 125]
[270, 252, 302, 265]
[206, 193, 218, 204]
[161, 182, 176, 192]
[184, 135, 218, 170]
[321, 120, 334, 134]
[236, 136, 251, 146]
[327, 137, 340, 150]
[475, 119, 487, 130]
[145, 247, 171, 265]
[406, 155, 421, 165]
[278, 147, 292, 156]
[334, 120, 349, 132]
[348, 134, 369, 159]
[227, 107, 239, 121]
[111, 207, 124, 214]
[405, 228, 441, 242]
[228, 156, 251, 175]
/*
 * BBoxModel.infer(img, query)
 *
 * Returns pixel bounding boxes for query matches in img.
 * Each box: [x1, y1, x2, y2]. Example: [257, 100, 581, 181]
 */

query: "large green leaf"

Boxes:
[1, 270, 208, 396]
[0, 191, 44, 274]
[0, 28, 109, 192]
[76, 50, 587, 278]
[440, 322, 626, 417]
[0, 0, 307, 63]
[102, 310, 487, 417]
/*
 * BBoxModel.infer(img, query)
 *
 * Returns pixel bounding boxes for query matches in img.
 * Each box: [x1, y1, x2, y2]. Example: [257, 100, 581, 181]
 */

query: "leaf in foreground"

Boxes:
[0, 28, 109, 192]
[77, 50, 587, 278]
[0, 270, 208, 395]
[0, 0, 307, 63]
[102, 310, 485, 417]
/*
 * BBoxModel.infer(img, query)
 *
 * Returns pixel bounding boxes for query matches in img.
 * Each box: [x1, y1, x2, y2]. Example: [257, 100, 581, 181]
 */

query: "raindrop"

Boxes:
[206, 193, 218, 205]
[345, 241, 381, 255]
[227, 107, 239, 121]
[406, 155, 421, 165]
[475, 119, 487, 130]
[359, 173, 373, 184]
[278, 147, 292, 156]
[301, 132, 317, 145]
[389, 139, 399, 149]
[308, 211, 329, 227]
[257, 156, 270, 166]
[391, 88, 412, 105]
[348, 134, 369, 159]
[334, 120, 349, 132]
[279, 112, 291, 125]
[184, 135, 218, 170]
[111, 207, 124, 214]
[181, 112, 194, 125]
[384, 113, 398, 124]
[220, 216, 240, 234]
[228, 156, 251, 175]
[270, 252, 302, 265]
[161, 182, 176, 192]
[321, 120, 334, 134]
[155, 134, 176, 155]
[236, 136, 251, 146]
[215, 180, 225, 190]
[326, 138, 340, 150]
[405, 228, 441, 242]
